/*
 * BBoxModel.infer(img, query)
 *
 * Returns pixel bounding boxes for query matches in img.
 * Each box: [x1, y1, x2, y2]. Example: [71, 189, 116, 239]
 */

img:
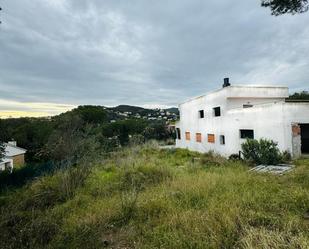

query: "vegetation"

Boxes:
[0, 105, 176, 163]
[241, 138, 286, 165]
[261, 0, 309, 15]
[0, 143, 308, 249]
[288, 91, 309, 100]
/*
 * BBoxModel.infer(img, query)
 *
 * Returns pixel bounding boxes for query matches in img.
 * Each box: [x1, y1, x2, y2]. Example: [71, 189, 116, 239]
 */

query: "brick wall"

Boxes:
[292, 124, 301, 158]
[13, 154, 25, 167]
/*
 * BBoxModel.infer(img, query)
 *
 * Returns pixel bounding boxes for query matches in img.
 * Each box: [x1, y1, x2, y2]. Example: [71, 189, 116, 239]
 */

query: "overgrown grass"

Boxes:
[0, 143, 308, 249]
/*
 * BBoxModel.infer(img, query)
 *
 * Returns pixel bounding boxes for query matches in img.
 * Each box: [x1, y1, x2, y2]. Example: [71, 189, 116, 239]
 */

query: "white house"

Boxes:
[0, 158, 13, 172]
[175, 78, 309, 158]
[0, 141, 27, 171]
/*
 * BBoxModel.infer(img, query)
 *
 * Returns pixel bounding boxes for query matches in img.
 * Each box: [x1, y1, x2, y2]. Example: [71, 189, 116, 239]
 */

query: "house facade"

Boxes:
[1, 141, 27, 170]
[175, 79, 309, 158]
[0, 158, 13, 172]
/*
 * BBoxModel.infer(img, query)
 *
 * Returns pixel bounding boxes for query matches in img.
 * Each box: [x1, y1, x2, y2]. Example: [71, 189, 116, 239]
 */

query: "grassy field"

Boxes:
[0, 143, 308, 249]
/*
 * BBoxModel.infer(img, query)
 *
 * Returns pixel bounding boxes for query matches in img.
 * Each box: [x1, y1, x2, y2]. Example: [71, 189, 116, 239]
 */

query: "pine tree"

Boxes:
[262, 0, 309, 15]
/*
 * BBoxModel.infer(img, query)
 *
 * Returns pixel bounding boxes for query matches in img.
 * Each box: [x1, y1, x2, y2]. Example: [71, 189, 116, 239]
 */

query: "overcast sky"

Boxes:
[0, 0, 309, 117]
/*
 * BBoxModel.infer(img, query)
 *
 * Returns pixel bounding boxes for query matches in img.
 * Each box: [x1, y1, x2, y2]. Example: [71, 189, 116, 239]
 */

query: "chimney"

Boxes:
[8, 141, 17, 146]
[223, 78, 231, 88]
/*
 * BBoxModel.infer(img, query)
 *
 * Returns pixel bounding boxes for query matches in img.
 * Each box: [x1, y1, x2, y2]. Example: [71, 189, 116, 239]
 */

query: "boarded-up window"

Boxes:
[185, 132, 191, 141]
[176, 128, 181, 140]
[208, 134, 215, 143]
[196, 133, 202, 142]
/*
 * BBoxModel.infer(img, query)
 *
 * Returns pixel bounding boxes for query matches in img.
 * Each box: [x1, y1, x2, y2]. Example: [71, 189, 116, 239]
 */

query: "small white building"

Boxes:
[175, 78, 309, 158]
[0, 158, 14, 172]
[0, 141, 27, 171]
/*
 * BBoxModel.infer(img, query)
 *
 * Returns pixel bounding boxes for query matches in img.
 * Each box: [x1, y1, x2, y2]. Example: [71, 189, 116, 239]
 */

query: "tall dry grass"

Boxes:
[0, 143, 308, 249]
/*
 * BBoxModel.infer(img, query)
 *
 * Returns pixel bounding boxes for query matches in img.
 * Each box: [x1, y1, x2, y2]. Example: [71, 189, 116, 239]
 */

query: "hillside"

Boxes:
[107, 105, 179, 122]
[0, 105, 178, 162]
[0, 144, 308, 249]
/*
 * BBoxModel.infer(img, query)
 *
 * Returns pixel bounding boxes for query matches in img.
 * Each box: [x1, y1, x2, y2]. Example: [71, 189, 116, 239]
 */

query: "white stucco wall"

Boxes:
[176, 85, 309, 157]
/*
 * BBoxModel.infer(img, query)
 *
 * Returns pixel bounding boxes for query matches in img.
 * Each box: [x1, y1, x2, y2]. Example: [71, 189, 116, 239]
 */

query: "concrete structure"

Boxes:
[0, 158, 13, 172]
[175, 79, 309, 158]
[1, 141, 27, 170]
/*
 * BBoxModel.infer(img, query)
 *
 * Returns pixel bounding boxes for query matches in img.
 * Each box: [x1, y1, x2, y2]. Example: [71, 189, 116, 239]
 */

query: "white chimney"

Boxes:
[8, 141, 17, 146]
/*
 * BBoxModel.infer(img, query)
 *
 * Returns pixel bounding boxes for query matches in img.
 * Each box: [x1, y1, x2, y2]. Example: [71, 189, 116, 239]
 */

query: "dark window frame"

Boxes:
[213, 107, 221, 117]
[243, 104, 253, 108]
[220, 135, 225, 145]
[240, 129, 254, 139]
[198, 110, 204, 118]
[176, 128, 181, 140]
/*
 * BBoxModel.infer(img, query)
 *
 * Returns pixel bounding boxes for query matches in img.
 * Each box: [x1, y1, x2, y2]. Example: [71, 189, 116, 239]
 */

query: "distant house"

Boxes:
[0, 158, 13, 172]
[175, 78, 309, 158]
[1, 141, 27, 171]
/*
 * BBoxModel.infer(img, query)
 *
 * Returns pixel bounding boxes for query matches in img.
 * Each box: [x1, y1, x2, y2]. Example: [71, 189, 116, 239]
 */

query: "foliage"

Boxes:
[0, 105, 175, 164]
[0, 145, 308, 249]
[288, 91, 309, 100]
[261, 0, 309, 15]
[0, 118, 54, 162]
[144, 122, 173, 140]
[0, 162, 54, 191]
[241, 138, 283, 165]
[69, 105, 107, 124]
[39, 114, 101, 163]
[102, 119, 148, 146]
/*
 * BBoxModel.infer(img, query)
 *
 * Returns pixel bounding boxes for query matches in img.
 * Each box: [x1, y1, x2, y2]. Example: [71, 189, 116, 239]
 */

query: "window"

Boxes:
[220, 135, 225, 145]
[185, 132, 191, 141]
[240, 129, 254, 139]
[176, 128, 181, 140]
[213, 107, 221, 117]
[208, 134, 215, 143]
[196, 133, 202, 142]
[198, 110, 204, 118]
[243, 104, 253, 108]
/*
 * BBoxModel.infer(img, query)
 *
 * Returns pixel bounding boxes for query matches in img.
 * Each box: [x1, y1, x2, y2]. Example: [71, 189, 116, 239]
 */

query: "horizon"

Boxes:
[1, 0, 309, 118]
[0, 102, 179, 119]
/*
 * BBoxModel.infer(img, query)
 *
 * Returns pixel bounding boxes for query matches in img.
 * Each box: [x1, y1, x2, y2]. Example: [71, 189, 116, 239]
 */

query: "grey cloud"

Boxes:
[0, 0, 308, 114]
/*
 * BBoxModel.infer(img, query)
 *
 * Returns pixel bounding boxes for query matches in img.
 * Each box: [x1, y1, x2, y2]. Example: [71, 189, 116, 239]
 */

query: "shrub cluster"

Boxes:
[241, 138, 290, 165]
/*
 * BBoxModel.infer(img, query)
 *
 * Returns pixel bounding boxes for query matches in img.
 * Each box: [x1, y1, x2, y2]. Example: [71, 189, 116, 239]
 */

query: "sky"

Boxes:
[0, 0, 309, 118]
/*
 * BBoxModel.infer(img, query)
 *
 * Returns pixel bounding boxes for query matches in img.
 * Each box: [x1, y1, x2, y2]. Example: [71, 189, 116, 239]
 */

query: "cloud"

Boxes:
[0, 99, 75, 118]
[0, 0, 308, 117]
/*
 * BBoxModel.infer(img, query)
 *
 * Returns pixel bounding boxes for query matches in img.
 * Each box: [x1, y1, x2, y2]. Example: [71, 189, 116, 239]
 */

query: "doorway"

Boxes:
[300, 124, 309, 154]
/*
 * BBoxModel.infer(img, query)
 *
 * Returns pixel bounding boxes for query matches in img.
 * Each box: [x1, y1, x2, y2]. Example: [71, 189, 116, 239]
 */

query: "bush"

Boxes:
[241, 138, 282, 165]
[229, 153, 241, 161]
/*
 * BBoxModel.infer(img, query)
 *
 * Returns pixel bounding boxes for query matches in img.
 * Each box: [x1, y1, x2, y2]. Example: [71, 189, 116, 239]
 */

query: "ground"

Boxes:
[0, 143, 308, 249]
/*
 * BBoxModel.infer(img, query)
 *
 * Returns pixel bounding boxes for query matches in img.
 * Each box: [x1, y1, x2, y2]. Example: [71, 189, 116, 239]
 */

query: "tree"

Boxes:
[288, 91, 309, 100]
[0, 142, 5, 162]
[241, 138, 282, 165]
[261, 0, 309, 15]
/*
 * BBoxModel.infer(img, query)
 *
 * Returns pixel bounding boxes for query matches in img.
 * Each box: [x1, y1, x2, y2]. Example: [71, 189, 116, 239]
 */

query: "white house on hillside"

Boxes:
[0, 141, 27, 171]
[175, 78, 309, 158]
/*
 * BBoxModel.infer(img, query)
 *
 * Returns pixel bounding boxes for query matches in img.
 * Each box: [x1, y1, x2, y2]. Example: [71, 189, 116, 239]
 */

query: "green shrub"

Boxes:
[241, 138, 282, 165]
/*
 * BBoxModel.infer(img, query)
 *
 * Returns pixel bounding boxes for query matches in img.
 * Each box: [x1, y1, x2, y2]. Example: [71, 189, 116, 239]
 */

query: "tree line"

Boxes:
[0, 105, 174, 165]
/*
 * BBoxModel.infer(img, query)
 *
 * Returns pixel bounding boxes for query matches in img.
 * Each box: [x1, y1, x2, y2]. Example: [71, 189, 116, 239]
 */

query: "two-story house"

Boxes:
[175, 78, 309, 158]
